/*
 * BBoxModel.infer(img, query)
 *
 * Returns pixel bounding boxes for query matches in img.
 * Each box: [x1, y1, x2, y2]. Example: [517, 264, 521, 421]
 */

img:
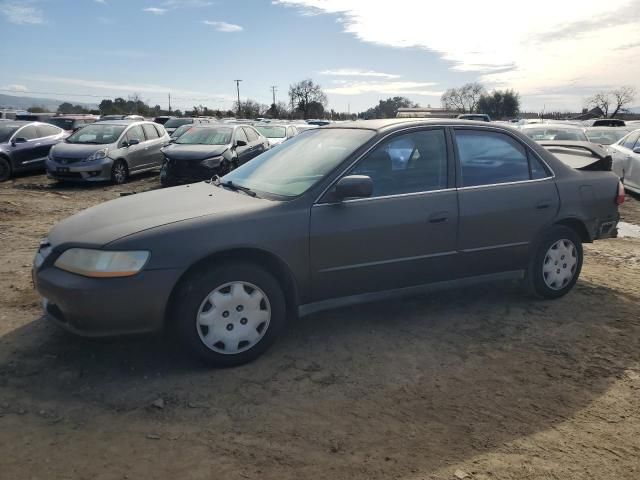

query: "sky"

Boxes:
[0, 0, 639, 113]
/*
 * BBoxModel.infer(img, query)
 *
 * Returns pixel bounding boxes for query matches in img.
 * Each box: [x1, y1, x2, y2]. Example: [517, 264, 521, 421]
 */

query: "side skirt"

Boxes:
[298, 270, 525, 317]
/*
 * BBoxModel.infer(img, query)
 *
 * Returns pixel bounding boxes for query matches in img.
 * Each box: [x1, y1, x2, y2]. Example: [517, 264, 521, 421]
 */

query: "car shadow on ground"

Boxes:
[1, 278, 638, 475]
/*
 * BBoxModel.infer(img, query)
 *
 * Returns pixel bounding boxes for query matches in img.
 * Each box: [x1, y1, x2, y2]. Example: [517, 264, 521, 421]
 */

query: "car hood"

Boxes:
[51, 142, 111, 159]
[162, 144, 229, 161]
[48, 182, 267, 247]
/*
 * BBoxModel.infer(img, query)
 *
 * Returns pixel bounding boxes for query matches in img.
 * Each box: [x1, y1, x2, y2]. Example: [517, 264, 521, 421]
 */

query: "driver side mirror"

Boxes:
[634, 147, 640, 154]
[127, 138, 140, 146]
[328, 175, 373, 202]
[235, 139, 247, 147]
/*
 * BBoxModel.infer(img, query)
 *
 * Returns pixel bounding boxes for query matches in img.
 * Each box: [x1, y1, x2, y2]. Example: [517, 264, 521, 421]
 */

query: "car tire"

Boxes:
[171, 262, 287, 367]
[0, 156, 11, 182]
[526, 225, 583, 299]
[111, 159, 128, 185]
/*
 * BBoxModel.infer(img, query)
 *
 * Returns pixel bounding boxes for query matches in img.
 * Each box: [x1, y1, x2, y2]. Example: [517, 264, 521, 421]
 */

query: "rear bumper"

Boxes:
[34, 265, 183, 336]
[593, 214, 620, 240]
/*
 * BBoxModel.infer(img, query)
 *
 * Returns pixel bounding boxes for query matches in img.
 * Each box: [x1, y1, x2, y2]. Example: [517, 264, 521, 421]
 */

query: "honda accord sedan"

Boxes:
[33, 119, 622, 367]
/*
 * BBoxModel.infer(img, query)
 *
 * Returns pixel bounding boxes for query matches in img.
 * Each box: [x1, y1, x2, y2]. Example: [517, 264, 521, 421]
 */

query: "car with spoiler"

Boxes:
[33, 119, 622, 367]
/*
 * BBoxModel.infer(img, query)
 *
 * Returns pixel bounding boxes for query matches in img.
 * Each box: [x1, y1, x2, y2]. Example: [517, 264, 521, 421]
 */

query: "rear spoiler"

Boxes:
[538, 141, 612, 171]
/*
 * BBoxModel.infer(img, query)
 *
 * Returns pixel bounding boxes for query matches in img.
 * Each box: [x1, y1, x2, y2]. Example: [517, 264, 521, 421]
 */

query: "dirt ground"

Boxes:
[1, 171, 639, 480]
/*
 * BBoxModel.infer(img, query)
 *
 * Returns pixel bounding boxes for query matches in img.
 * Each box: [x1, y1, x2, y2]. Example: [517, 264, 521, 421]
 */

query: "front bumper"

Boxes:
[46, 157, 113, 182]
[162, 158, 225, 184]
[34, 264, 183, 337]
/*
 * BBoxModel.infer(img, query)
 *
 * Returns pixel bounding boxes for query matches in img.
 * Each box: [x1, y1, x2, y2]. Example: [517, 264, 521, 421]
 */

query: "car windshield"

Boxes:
[170, 124, 193, 138]
[522, 127, 587, 141]
[176, 127, 232, 145]
[255, 126, 286, 138]
[221, 128, 375, 197]
[0, 124, 22, 142]
[164, 118, 193, 128]
[48, 118, 75, 130]
[66, 124, 126, 144]
[585, 129, 629, 145]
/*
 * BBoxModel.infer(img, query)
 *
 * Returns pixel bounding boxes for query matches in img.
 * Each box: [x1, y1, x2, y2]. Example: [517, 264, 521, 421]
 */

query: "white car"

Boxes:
[609, 129, 640, 194]
[254, 124, 298, 147]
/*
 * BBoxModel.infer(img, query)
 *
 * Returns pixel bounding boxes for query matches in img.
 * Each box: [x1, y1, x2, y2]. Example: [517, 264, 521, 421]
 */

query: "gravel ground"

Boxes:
[1, 171, 639, 480]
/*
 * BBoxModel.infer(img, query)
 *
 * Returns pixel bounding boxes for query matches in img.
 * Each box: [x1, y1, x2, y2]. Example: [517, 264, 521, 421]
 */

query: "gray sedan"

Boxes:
[46, 120, 169, 184]
[33, 119, 621, 367]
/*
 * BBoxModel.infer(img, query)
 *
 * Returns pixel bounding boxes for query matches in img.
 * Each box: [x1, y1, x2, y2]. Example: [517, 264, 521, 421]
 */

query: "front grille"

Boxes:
[53, 157, 83, 165]
[52, 171, 83, 179]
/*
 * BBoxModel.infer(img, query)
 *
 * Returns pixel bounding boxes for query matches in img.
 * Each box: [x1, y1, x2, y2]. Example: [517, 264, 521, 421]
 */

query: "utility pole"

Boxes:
[270, 86, 277, 106]
[168, 92, 171, 112]
[234, 79, 242, 118]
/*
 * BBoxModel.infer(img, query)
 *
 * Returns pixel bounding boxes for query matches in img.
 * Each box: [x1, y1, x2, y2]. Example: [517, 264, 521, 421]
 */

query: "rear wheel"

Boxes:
[172, 262, 286, 367]
[0, 157, 11, 182]
[111, 159, 128, 184]
[527, 225, 583, 299]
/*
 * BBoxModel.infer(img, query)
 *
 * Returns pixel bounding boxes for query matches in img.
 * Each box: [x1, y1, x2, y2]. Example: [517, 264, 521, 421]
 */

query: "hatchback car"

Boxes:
[160, 124, 268, 186]
[47, 115, 98, 133]
[254, 124, 298, 147]
[33, 119, 621, 367]
[0, 121, 66, 181]
[609, 128, 640, 193]
[46, 120, 169, 184]
[163, 117, 210, 135]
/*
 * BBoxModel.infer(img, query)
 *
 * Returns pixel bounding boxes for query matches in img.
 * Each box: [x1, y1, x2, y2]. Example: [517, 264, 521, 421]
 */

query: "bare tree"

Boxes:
[441, 82, 486, 113]
[288, 79, 328, 119]
[587, 86, 636, 118]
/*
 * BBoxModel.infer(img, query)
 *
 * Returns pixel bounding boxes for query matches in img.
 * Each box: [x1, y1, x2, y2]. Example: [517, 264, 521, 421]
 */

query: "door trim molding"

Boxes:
[318, 250, 458, 273]
[298, 270, 525, 317]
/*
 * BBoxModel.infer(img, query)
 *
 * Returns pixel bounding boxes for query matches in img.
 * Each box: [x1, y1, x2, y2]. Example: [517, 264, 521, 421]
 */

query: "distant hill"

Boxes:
[0, 93, 97, 112]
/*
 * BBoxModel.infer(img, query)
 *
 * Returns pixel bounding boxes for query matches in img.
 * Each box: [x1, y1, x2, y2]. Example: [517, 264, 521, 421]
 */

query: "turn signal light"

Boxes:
[616, 181, 625, 205]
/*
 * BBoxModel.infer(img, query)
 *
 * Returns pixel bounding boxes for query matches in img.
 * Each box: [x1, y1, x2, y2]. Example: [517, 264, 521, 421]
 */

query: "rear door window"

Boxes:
[36, 124, 61, 137]
[455, 130, 531, 187]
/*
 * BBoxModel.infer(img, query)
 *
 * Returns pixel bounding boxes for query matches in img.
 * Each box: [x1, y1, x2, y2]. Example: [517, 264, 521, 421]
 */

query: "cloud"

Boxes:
[325, 80, 441, 96]
[203, 20, 243, 32]
[319, 68, 401, 79]
[275, 0, 640, 104]
[0, 0, 45, 25]
[143, 7, 168, 15]
[1, 84, 29, 92]
[93, 0, 107, 4]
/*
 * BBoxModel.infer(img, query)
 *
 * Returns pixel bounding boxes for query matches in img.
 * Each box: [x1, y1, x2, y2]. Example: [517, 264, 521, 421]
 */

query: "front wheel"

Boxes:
[172, 263, 286, 367]
[111, 159, 128, 184]
[526, 225, 583, 299]
[0, 157, 11, 182]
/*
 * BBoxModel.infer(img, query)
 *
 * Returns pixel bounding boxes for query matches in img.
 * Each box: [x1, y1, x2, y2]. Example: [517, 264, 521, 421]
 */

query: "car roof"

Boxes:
[520, 123, 583, 129]
[322, 118, 511, 132]
[93, 120, 147, 125]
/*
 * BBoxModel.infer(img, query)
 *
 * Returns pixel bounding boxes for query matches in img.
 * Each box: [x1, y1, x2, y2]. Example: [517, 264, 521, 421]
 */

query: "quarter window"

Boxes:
[142, 124, 159, 140]
[455, 130, 531, 187]
[349, 129, 448, 197]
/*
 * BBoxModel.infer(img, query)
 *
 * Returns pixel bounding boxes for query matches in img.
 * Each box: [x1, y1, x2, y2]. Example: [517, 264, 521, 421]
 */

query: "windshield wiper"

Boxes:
[213, 177, 256, 197]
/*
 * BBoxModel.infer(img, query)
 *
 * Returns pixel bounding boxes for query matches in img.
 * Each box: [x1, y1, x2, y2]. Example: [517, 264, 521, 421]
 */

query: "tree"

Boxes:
[233, 99, 268, 119]
[441, 82, 486, 113]
[57, 102, 90, 114]
[477, 89, 520, 119]
[359, 96, 418, 119]
[587, 86, 636, 118]
[288, 79, 327, 119]
[27, 106, 47, 113]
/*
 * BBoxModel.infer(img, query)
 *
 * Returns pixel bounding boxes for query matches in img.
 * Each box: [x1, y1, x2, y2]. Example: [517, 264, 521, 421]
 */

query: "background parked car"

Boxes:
[254, 124, 298, 147]
[584, 126, 633, 151]
[98, 115, 145, 121]
[46, 120, 169, 184]
[47, 115, 98, 133]
[520, 123, 588, 141]
[457, 113, 491, 122]
[609, 129, 640, 194]
[583, 118, 626, 127]
[153, 116, 171, 125]
[163, 117, 211, 135]
[0, 121, 66, 182]
[160, 124, 268, 186]
[168, 123, 194, 142]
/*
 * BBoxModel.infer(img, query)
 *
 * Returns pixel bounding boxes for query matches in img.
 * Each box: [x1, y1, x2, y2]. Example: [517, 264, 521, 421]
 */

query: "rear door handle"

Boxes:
[428, 211, 449, 223]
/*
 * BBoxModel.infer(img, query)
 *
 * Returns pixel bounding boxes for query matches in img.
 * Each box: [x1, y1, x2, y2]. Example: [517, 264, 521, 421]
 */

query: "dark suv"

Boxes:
[0, 121, 66, 181]
[33, 119, 621, 367]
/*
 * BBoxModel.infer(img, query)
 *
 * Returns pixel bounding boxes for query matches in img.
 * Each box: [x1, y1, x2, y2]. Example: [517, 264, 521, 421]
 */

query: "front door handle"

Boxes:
[536, 201, 551, 209]
[428, 211, 449, 223]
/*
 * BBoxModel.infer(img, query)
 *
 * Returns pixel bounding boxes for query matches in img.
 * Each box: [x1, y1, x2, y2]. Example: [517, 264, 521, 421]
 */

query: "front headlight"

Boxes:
[54, 248, 150, 278]
[85, 148, 108, 162]
[200, 156, 223, 168]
